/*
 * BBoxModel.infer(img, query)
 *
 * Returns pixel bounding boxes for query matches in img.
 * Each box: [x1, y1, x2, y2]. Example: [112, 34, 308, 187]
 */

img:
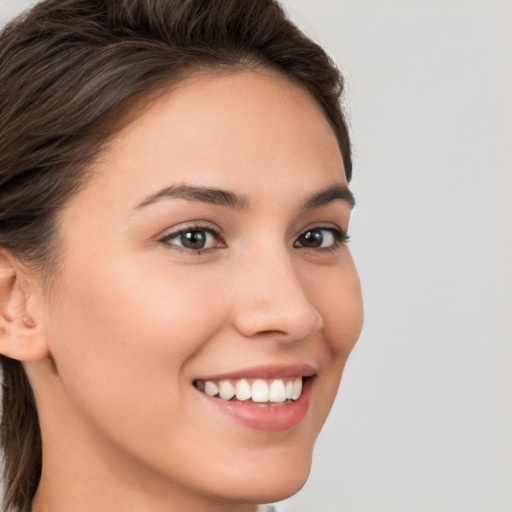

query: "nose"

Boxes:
[231, 250, 323, 342]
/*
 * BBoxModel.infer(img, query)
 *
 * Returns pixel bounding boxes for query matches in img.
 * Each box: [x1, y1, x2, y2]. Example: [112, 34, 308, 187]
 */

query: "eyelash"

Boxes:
[158, 224, 349, 254]
[293, 227, 350, 252]
[158, 224, 225, 255]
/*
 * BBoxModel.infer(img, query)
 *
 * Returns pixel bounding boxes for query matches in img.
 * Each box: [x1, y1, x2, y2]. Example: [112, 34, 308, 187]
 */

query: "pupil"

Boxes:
[301, 230, 323, 247]
[181, 231, 206, 249]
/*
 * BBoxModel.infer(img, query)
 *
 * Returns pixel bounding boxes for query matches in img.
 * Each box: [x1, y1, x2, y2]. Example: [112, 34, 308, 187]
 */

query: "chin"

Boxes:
[252, 469, 310, 504]
[212, 448, 313, 505]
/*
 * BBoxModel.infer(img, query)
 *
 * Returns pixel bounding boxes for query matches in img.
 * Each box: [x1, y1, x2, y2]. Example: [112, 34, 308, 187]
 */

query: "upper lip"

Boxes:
[194, 364, 317, 381]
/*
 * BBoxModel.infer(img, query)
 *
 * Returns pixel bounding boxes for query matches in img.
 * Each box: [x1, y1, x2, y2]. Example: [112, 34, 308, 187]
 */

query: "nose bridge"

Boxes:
[232, 245, 323, 341]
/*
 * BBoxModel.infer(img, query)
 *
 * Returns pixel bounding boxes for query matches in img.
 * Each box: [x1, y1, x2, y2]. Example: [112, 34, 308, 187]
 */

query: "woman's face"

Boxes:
[33, 71, 363, 508]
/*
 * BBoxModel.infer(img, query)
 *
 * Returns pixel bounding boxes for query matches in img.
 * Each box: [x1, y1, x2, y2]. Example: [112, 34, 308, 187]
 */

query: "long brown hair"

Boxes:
[0, 1, 352, 510]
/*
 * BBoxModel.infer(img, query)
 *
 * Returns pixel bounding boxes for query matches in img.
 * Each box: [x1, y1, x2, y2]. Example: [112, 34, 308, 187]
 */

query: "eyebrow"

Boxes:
[135, 184, 250, 210]
[302, 184, 355, 211]
[135, 183, 355, 211]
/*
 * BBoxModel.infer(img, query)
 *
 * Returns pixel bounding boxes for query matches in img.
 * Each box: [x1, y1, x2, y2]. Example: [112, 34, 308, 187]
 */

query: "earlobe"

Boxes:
[0, 250, 50, 361]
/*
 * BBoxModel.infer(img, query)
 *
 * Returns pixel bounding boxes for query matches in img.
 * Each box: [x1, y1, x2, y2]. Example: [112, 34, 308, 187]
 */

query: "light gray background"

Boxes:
[1, 1, 511, 511]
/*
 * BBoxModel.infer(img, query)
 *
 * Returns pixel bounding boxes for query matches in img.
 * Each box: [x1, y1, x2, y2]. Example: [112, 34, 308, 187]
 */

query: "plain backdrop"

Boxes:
[1, 1, 511, 511]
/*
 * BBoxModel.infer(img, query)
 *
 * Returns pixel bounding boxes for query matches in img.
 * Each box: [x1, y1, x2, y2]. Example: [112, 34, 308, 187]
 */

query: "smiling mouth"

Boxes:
[193, 377, 308, 407]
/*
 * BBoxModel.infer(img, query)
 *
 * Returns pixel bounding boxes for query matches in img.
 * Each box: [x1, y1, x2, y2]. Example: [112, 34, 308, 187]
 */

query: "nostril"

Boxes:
[231, 258, 323, 340]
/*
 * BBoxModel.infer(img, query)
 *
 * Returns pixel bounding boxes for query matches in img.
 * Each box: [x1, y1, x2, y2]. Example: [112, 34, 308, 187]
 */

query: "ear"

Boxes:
[0, 250, 50, 361]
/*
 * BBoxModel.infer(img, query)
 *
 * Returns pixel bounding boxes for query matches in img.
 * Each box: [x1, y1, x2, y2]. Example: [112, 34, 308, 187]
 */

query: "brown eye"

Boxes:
[297, 229, 323, 247]
[161, 227, 221, 251]
[294, 228, 344, 249]
[179, 230, 207, 249]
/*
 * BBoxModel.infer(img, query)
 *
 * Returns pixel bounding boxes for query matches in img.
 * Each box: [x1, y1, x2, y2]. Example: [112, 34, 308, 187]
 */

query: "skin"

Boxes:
[8, 70, 363, 511]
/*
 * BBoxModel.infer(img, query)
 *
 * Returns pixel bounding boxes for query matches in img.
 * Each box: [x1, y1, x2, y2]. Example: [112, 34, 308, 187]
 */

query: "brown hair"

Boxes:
[0, 1, 352, 510]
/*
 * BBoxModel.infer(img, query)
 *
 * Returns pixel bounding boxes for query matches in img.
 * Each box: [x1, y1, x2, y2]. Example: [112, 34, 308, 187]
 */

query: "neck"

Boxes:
[32, 451, 259, 512]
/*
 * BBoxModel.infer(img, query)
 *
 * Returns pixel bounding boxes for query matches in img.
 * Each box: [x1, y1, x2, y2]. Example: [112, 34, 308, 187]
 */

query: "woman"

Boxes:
[0, 1, 363, 511]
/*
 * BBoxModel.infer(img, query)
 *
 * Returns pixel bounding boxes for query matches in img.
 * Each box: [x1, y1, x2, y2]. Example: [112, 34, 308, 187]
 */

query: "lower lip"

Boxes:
[197, 378, 313, 432]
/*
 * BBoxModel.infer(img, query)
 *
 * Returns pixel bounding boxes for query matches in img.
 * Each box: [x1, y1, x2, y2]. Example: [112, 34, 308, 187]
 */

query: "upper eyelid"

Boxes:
[295, 226, 348, 241]
[158, 222, 223, 239]
[159, 222, 344, 236]
[156, 222, 347, 246]
[158, 225, 225, 254]
[294, 222, 346, 237]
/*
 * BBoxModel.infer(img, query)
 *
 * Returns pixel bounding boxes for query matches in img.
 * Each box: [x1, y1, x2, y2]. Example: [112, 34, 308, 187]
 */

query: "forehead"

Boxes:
[83, 70, 346, 208]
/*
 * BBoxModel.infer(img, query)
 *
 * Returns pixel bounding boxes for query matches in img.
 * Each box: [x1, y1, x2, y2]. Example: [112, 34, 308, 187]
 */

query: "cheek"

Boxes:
[307, 256, 363, 358]
[301, 256, 363, 426]
[324, 280, 363, 358]
[47, 257, 227, 421]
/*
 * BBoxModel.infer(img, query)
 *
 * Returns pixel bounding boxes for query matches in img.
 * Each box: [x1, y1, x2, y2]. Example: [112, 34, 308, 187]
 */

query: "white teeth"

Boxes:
[235, 379, 252, 401]
[204, 381, 219, 397]
[218, 380, 236, 400]
[269, 379, 287, 402]
[291, 378, 302, 400]
[197, 377, 306, 403]
[285, 380, 293, 399]
[252, 379, 269, 402]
